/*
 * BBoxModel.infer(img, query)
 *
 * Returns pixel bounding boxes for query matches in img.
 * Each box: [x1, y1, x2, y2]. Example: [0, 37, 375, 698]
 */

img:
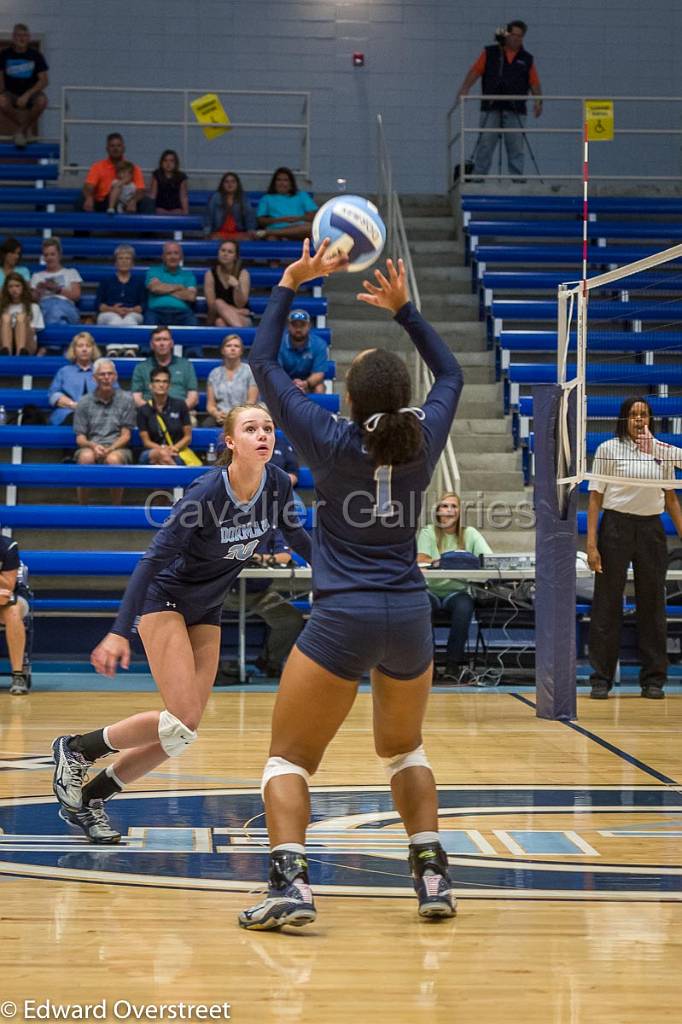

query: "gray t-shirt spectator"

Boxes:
[73, 389, 136, 447]
[207, 363, 256, 413]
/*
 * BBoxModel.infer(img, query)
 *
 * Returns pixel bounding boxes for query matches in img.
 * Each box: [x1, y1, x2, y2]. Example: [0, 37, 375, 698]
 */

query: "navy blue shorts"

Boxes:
[296, 590, 433, 682]
[140, 583, 223, 628]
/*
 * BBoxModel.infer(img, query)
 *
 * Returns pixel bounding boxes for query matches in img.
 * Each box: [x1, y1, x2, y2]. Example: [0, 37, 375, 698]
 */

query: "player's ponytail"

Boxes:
[346, 349, 424, 466]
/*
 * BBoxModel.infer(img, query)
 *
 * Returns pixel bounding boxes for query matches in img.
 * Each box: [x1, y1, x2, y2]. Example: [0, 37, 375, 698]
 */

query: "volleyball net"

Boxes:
[556, 241, 682, 497]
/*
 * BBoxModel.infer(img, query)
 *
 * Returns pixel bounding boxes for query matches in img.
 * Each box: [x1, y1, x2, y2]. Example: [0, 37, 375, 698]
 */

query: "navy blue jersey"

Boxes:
[250, 286, 463, 597]
[111, 463, 311, 638]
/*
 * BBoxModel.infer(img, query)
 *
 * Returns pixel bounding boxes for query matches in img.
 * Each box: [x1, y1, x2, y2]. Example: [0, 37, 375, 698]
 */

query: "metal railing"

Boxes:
[60, 86, 311, 180]
[376, 114, 461, 500]
[447, 94, 682, 188]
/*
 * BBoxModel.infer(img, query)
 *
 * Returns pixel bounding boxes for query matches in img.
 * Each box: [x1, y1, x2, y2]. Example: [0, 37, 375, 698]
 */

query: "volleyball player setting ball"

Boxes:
[239, 237, 463, 930]
[50, 405, 311, 843]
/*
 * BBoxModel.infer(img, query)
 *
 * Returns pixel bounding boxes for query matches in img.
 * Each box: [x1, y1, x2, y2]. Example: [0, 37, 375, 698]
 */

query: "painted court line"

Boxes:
[510, 692, 679, 786]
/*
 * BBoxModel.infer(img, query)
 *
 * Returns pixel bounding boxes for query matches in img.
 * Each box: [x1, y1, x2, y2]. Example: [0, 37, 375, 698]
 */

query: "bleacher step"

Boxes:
[404, 217, 456, 241]
[456, 452, 521, 471]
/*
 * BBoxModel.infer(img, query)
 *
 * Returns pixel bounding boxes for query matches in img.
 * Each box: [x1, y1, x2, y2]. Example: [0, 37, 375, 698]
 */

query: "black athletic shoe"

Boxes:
[641, 684, 665, 700]
[239, 850, 316, 930]
[409, 841, 456, 919]
[590, 682, 610, 700]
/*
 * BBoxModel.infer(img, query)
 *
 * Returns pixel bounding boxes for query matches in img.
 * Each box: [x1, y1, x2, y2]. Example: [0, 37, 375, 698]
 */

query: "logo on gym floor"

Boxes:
[0, 786, 680, 900]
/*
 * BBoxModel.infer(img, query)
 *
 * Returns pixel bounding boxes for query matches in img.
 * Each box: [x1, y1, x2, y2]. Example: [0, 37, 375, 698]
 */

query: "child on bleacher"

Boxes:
[150, 149, 188, 216]
[0, 271, 43, 354]
[107, 161, 138, 214]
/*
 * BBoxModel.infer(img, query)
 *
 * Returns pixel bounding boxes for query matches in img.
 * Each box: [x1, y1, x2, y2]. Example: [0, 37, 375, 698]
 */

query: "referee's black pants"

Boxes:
[588, 509, 668, 690]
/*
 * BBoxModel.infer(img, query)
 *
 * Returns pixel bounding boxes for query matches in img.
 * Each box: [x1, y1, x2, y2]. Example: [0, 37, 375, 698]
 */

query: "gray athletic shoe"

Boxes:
[59, 799, 121, 845]
[52, 735, 91, 812]
[9, 672, 29, 695]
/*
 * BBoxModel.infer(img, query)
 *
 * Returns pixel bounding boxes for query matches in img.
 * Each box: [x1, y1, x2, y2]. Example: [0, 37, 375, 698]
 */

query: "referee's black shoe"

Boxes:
[641, 684, 665, 700]
[589, 682, 611, 700]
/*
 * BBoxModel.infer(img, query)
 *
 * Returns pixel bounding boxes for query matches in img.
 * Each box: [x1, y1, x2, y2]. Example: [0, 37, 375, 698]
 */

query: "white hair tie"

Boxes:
[363, 407, 426, 432]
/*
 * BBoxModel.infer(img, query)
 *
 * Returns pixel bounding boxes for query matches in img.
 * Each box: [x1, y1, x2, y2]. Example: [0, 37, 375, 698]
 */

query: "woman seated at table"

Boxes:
[204, 241, 251, 328]
[204, 334, 257, 427]
[137, 365, 192, 465]
[0, 271, 43, 355]
[47, 331, 101, 425]
[417, 491, 492, 683]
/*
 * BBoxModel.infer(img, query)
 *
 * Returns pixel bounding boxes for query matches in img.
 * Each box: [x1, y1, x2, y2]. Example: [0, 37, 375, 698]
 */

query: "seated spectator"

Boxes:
[0, 272, 43, 354]
[77, 132, 154, 214]
[145, 242, 197, 327]
[106, 160, 137, 214]
[204, 241, 251, 327]
[30, 238, 82, 326]
[278, 308, 327, 393]
[257, 166, 317, 240]
[48, 331, 100, 425]
[73, 357, 136, 504]
[150, 149, 188, 215]
[0, 237, 30, 287]
[131, 326, 198, 412]
[417, 492, 492, 683]
[203, 171, 258, 239]
[0, 535, 32, 695]
[0, 23, 48, 148]
[96, 244, 146, 326]
[221, 529, 304, 678]
[205, 334, 257, 427]
[137, 365, 192, 465]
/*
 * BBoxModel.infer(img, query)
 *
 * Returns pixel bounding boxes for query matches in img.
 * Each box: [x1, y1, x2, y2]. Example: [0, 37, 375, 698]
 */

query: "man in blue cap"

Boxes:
[277, 308, 328, 394]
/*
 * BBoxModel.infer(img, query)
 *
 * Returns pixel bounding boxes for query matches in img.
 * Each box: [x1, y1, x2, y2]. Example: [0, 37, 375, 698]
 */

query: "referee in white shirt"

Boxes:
[587, 397, 682, 699]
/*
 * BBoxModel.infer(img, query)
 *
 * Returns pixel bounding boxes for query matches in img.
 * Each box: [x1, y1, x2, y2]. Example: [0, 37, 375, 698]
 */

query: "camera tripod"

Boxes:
[468, 105, 543, 182]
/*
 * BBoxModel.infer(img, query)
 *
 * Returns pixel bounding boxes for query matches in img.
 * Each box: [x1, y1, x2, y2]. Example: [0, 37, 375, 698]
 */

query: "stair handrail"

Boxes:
[376, 114, 461, 503]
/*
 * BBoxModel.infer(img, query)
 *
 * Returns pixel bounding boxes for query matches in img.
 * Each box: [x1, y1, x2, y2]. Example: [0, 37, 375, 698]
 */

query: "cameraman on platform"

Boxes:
[457, 20, 543, 178]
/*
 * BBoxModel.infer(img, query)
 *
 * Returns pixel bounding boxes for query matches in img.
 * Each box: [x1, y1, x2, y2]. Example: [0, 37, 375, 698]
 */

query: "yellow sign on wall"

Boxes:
[190, 93, 231, 141]
[584, 100, 614, 141]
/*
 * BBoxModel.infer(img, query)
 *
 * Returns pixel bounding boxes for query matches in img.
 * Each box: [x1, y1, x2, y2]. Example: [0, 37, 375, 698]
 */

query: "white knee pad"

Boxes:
[158, 710, 197, 757]
[261, 756, 311, 799]
[381, 744, 431, 782]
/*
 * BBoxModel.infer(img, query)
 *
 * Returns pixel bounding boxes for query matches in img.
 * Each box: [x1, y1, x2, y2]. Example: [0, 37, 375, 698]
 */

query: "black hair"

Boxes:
[507, 19, 527, 33]
[150, 366, 171, 382]
[346, 349, 423, 467]
[267, 166, 297, 196]
[217, 170, 246, 208]
[157, 149, 182, 182]
[106, 132, 123, 145]
[615, 396, 655, 441]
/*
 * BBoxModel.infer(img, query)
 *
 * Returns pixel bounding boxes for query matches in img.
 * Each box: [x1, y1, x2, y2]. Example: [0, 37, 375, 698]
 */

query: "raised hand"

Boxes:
[91, 632, 131, 678]
[635, 425, 654, 455]
[357, 258, 409, 314]
[280, 237, 349, 292]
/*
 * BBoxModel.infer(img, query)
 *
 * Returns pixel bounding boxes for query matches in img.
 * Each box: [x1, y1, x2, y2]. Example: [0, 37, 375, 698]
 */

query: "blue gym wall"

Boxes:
[1, 0, 680, 192]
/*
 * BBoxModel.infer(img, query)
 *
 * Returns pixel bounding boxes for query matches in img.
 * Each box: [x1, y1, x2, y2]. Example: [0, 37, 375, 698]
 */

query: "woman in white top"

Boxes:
[30, 237, 82, 326]
[204, 334, 258, 427]
[0, 271, 44, 354]
[587, 396, 682, 700]
[417, 491, 492, 682]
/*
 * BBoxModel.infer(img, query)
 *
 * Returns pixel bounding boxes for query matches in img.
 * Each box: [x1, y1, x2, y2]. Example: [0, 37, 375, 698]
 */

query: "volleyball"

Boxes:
[312, 194, 386, 272]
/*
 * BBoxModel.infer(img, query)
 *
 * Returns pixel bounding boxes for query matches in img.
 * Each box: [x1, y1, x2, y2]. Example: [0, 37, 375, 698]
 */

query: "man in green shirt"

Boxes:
[131, 326, 198, 411]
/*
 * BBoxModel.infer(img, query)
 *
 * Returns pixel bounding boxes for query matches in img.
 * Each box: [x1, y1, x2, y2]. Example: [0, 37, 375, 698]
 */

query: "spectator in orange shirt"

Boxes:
[457, 20, 542, 179]
[76, 133, 154, 214]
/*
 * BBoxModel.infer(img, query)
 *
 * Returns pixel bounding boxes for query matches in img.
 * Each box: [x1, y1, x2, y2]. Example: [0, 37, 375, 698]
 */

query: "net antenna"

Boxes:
[556, 123, 589, 515]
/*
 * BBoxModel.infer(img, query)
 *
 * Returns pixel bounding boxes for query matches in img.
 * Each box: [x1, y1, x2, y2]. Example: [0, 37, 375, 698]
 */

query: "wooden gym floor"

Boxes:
[1, 688, 681, 1023]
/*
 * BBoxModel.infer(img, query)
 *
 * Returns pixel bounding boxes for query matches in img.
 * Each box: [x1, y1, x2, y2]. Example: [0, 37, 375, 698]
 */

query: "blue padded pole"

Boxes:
[533, 384, 577, 722]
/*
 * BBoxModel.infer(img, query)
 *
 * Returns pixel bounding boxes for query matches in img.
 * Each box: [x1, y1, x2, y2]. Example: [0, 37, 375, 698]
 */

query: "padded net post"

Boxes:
[534, 385, 577, 722]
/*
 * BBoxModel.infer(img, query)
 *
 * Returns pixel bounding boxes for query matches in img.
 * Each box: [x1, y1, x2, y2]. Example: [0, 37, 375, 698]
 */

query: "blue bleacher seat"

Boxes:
[507, 363, 682, 386]
[0, 351, 334, 377]
[0, 142, 60, 159]
[518, 395, 682, 419]
[482, 270, 682, 294]
[462, 195, 682, 217]
[0, 211, 202, 234]
[468, 220, 682, 244]
[0, 386, 339, 414]
[38, 318, 327, 350]
[0, 164, 59, 182]
[0, 187, 267, 209]
[15, 237, 302, 261]
[491, 299, 682, 324]
[472, 244, 682, 272]
[70, 294, 327, 319]
[500, 330, 682, 354]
